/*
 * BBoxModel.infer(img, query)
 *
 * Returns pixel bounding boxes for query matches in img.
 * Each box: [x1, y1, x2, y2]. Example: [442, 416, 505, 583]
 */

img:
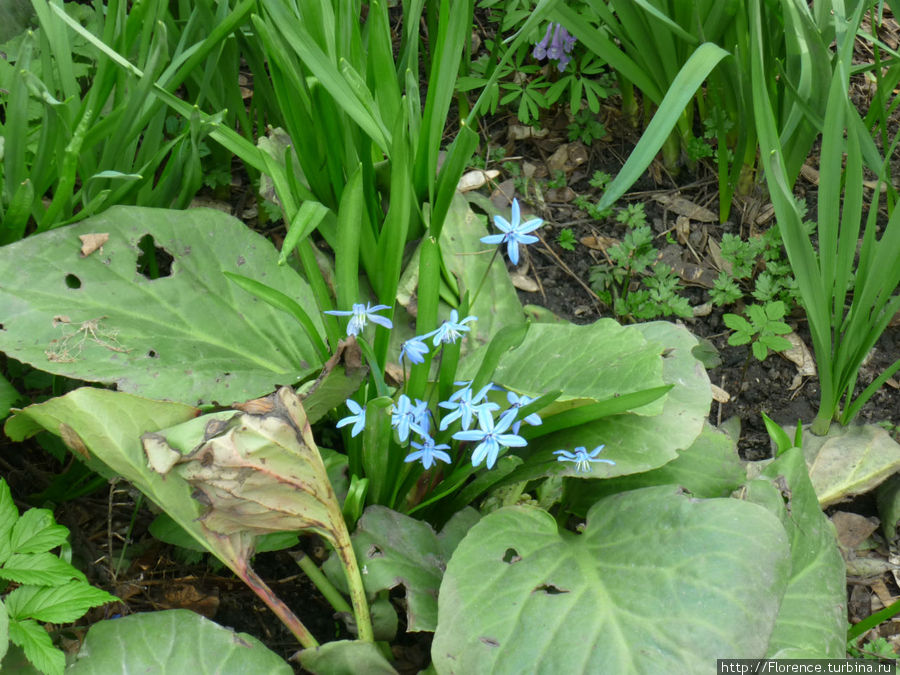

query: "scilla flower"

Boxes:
[336, 399, 366, 437]
[324, 302, 393, 337]
[503, 391, 543, 434]
[453, 408, 527, 469]
[481, 199, 543, 265]
[391, 395, 429, 442]
[426, 309, 477, 346]
[404, 436, 452, 470]
[439, 382, 498, 431]
[553, 445, 615, 473]
[399, 336, 430, 366]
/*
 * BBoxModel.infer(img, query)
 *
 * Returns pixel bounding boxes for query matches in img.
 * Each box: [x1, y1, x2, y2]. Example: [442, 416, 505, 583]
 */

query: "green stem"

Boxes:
[470, 247, 500, 309]
[333, 536, 374, 642]
[290, 550, 352, 615]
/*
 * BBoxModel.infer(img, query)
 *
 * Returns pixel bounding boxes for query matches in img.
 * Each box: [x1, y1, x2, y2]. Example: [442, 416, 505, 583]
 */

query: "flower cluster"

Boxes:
[399, 309, 476, 366]
[336, 377, 545, 471]
[533, 23, 577, 72]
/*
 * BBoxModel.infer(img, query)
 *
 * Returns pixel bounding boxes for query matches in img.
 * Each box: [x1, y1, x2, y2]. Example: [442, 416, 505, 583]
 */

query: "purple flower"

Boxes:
[324, 302, 393, 337]
[553, 445, 615, 473]
[453, 408, 527, 470]
[533, 23, 553, 60]
[532, 23, 577, 72]
[336, 399, 366, 437]
[439, 382, 498, 431]
[426, 309, 477, 346]
[481, 199, 543, 265]
[404, 436, 452, 470]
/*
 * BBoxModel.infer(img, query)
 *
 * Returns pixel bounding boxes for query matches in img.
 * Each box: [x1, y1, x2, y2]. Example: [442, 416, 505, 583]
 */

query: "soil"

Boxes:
[3, 13, 900, 672]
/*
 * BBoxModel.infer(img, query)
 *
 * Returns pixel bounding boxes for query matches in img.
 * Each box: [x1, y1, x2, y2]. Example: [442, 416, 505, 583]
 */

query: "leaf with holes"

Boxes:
[433, 486, 791, 672]
[0, 206, 325, 405]
[323, 506, 480, 632]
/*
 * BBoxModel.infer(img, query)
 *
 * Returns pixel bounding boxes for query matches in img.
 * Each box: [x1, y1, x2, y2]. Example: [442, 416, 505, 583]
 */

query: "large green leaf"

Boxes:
[462, 320, 666, 413]
[299, 640, 398, 675]
[433, 486, 791, 672]
[743, 447, 846, 657]
[323, 506, 480, 632]
[0, 206, 325, 405]
[525, 321, 711, 476]
[564, 424, 745, 516]
[67, 610, 292, 674]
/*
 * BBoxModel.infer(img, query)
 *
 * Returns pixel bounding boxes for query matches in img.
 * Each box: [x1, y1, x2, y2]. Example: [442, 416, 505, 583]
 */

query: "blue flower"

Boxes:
[426, 309, 477, 346]
[481, 199, 543, 265]
[399, 336, 430, 366]
[336, 399, 366, 437]
[503, 391, 543, 434]
[324, 302, 393, 337]
[439, 382, 498, 431]
[553, 445, 615, 473]
[404, 436, 452, 470]
[392, 395, 429, 442]
[453, 408, 527, 469]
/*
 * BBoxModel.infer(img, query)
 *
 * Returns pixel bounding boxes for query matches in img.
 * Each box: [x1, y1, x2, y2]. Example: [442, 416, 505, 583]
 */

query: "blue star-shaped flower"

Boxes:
[391, 395, 429, 442]
[453, 408, 527, 469]
[480, 199, 543, 265]
[439, 382, 498, 431]
[553, 445, 615, 473]
[404, 436, 452, 470]
[336, 399, 366, 437]
[324, 302, 393, 337]
[399, 336, 430, 366]
[425, 309, 477, 346]
[503, 391, 543, 434]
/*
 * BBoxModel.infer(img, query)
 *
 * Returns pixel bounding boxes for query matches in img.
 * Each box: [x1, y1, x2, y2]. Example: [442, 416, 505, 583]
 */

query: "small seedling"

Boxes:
[615, 202, 647, 229]
[589, 170, 611, 190]
[723, 301, 793, 361]
[557, 228, 576, 251]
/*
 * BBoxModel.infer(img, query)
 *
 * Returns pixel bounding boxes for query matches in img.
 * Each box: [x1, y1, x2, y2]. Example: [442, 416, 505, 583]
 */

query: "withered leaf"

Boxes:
[142, 388, 344, 545]
[652, 194, 717, 222]
[79, 233, 109, 257]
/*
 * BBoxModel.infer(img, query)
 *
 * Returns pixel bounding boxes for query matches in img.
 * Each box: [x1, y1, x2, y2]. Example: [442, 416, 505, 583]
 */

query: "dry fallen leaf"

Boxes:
[79, 233, 109, 257]
[675, 215, 690, 245]
[781, 331, 816, 377]
[580, 235, 619, 251]
[457, 169, 499, 192]
[547, 145, 569, 174]
[545, 187, 576, 203]
[510, 270, 539, 292]
[831, 511, 879, 549]
[508, 124, 549, 140]
[651, 194, 717, 222]
[711, 383, 731, 403]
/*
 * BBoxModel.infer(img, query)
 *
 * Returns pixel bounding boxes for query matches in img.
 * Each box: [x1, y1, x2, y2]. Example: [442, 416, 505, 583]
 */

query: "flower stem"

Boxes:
[290, 550, 352, 615]
[470, 247, 501, 309]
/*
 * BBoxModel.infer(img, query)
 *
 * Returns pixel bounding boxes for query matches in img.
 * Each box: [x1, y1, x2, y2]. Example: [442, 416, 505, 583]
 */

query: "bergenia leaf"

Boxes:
[144, 388, 347, 549]
[5, 580, 117, 623]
